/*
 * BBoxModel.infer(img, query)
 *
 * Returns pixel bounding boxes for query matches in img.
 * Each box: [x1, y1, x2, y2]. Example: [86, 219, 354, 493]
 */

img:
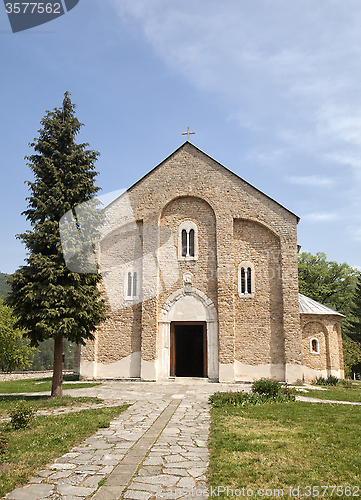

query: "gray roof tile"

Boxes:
[299, 293, 344, 317]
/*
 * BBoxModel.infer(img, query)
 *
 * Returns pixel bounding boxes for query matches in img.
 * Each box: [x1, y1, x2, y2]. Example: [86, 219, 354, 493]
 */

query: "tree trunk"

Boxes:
[51, 334, 63, 397]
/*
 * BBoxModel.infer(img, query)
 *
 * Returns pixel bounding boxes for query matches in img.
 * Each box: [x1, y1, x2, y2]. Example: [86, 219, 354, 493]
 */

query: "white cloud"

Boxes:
[111, 0, 361, 200]
[111, 1, 361, 147]
[325, 153, 361, 169]
[302, 212, 341, 222]
[286, 176, 335, 188]
[316, 105, 361, 147]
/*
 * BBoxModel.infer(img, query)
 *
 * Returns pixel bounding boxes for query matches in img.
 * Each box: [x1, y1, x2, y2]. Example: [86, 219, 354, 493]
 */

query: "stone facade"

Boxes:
[300, 314, 344, 381]
[79, 142, 344, 383]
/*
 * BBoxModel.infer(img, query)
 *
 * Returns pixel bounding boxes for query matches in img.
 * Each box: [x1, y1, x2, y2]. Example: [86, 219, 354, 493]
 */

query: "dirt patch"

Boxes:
[0, 463, 11, 473]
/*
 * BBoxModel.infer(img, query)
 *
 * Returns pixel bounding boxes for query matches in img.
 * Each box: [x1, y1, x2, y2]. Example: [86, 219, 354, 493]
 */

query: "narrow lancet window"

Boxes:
[238, 262, 255, 298]
[178, 222, 198, 260]
[247, 267, 252, 294]
[125, 269, 139, 300]
[189, 229, 195, 257]
[182, 229, 187, 257]
[241, 267, 246, 294]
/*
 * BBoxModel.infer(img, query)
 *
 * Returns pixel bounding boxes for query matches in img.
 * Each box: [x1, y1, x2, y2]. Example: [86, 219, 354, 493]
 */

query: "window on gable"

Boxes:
[125, 269, 139, 300]
[238, 262, 255, 298]
[178, 221, 198, 260]
[310, 338, 319, 354]
[189, 229, 195, 257]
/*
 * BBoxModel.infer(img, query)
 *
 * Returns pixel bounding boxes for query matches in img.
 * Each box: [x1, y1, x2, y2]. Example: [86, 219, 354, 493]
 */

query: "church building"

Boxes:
[79, 142, 345, 383]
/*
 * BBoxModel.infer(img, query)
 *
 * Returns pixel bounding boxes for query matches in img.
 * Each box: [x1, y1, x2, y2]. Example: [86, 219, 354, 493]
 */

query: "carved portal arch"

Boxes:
[158, 288, 218, 380]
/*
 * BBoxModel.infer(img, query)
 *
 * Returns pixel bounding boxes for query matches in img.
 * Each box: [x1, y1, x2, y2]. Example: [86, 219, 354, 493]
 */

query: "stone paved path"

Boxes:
[3, 380, 353, 500]
[2, 379, 239, 500]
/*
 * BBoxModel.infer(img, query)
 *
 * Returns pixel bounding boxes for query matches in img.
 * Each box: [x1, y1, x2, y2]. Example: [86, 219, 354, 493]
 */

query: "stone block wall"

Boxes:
[233, 218, 284, 367]
[301, 314, 344, 380]
[80, 143, 303, 382]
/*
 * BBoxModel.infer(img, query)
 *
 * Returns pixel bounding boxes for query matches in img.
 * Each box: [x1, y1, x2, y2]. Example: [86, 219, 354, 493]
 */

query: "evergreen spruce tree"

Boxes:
[7, 92, 107, 397]
[347, 273, 361, 342]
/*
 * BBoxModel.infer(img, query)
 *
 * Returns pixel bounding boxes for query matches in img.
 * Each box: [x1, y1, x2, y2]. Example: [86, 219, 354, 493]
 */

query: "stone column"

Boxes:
[325, 316, 345, 378]
[158, 320, 171, 380]
[207, 319, 219, 380]
[140, 215, 160, 381]
[280, 238, 303, 384]
[216, 217, 235, 382]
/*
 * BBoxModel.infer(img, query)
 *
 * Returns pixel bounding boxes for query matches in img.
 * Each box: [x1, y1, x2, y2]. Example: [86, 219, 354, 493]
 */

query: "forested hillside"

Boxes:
[1, 273, 76, 370]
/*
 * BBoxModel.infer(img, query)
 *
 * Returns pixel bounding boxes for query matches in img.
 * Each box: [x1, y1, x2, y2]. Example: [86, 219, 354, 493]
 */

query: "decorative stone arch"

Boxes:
[302, 319, 328, 336]
[159, 194, 217, 222]
[158, 285, 218, 380]
[302, 320, 329, 375]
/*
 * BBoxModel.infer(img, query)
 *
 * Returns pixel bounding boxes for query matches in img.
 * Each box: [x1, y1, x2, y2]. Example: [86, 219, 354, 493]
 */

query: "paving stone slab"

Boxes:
[127, 481, 164, 492]
[91, 485, 125, 500]
[143, 457, 163, 466]
[163, 468, 189, 477]
[56, 483, 96, 496]
[123, 489, 152, 500]
[5, 484, 54, 500]
[105, 473, 134, 487]
[50, 464, 77, 470]
[137, 466, 162, 476]
[135, 475, 179, 487]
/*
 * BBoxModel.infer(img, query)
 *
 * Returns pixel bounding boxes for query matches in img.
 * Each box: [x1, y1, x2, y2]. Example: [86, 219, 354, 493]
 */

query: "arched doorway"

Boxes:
[170, 321, 207, 377]
[158, 289, 218, 380]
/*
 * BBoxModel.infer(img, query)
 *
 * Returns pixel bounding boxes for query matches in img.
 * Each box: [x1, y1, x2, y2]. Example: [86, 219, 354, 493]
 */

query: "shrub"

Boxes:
[326, 375, 339, 386]
[209, 391, 258, 408]
[313, 375, 339, 386]
[252, 378, 281, 396]
[0, 433, 8, 454]
[8, 401, 35, 430]
[209, 382, 295, 408]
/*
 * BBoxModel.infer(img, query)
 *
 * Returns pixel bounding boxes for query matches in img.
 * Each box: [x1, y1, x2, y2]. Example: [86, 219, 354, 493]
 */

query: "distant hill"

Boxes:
[0, 273, 11, 299]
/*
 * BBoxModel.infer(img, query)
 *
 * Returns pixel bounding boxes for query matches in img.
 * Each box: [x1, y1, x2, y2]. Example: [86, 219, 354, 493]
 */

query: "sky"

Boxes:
[1, 0, 361, 274]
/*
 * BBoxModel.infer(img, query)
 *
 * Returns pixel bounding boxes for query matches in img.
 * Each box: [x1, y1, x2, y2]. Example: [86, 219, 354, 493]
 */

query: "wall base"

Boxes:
[235, 361, 285, 381]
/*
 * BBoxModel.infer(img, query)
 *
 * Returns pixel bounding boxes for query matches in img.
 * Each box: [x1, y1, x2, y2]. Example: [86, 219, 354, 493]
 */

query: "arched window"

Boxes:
[238, 262, 255, 298]
[178, 221, 198, 260]
[310, 338, 319, 354]
[125, 268, 139, 300]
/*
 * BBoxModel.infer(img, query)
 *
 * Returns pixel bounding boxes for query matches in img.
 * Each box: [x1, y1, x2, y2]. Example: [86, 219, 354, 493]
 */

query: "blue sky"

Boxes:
[1, 0, 361, 274]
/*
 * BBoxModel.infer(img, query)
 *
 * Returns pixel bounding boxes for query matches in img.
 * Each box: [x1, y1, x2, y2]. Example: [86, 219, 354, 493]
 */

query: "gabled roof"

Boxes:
[299, 293, 345, 317]
[128, 141, 300, 223]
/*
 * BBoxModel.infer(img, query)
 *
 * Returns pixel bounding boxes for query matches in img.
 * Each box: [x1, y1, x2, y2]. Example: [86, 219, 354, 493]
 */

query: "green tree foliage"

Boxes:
[346, 273, 361, 343]
[342, 334, 361, 377]
[6, 92, 107, 397]
[298, 252, 358, 317]
[0, 273, 10, 299]
[0, 301, 34, 372]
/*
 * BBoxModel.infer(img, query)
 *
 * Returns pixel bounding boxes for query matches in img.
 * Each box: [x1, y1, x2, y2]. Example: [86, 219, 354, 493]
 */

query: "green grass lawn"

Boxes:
[0, 394, 104, 418]
[299, 383, 361, 402]
[0, 376, 100, 395]
[209, 401, 361, 499]
[0, 404, 129, 497]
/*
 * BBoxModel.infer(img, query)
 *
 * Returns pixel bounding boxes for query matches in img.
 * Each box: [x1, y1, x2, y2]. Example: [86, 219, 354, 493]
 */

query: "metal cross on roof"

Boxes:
[182, 127, 195, 141]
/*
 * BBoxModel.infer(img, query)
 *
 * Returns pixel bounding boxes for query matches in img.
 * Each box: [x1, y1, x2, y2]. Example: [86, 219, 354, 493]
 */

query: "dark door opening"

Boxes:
[170, 322, 207, 377]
